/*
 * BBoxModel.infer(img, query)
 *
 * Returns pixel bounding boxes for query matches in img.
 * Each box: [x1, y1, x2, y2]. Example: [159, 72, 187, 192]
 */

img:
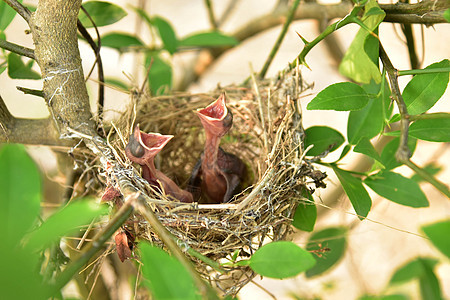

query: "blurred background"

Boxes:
[1, 0, 449, 299]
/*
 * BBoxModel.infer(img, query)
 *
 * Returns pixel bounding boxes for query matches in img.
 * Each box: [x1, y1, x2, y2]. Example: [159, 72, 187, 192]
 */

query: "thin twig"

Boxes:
[399, 0, 420, 69]
[250, 279, 277, 300]
[259, 0, 300, 79]
[405, 160, 450, 199]
[289, 5, 363, 70]
[16, 86, 44, 97]
[204, 0, 218, 30]
[379, 44, 450, 198]
[77, 12, 105, 124]
[0, 39, 35, 59]
[379, 43, 411, 162]
[250, 66, 268, 151]
[398, 67, 450, 76]
[3, 0, 31, 23]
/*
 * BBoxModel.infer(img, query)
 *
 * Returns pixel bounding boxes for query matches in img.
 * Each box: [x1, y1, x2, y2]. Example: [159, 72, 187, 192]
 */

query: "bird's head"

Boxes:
[125, 125, 173, 165]
[196, 92, 233, 138]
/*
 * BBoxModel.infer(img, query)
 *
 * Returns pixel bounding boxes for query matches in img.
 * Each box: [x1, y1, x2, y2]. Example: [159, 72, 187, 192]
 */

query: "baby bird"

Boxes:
[189, 93, 246, 203]
[125, 125, 193, 203]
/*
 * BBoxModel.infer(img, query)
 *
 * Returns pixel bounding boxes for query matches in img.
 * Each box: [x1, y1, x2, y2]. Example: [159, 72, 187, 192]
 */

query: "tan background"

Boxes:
[1, 0, 449, 299]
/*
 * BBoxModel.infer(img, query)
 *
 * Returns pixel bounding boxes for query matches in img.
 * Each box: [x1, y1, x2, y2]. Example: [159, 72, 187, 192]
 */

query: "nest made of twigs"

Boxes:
[103, 69, 325, 295]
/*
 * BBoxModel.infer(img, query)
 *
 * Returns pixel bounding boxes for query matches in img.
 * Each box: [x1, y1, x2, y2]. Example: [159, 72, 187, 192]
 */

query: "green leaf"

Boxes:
[402, 59, 450, 115]
[26, 200, 108, 251]
[347, 80, 392, 144]
[444, 9, 450, 22]
[100, 32, 143, 52]
[249, 241, 316, 279]
[305, 227, 347, 277]
[7, 53, 41, 79]
[140, 243, 199, 300]
[0, 242, 44, 300]
[339, 0, 385, 84]
[336, 144, 352, 162]
[307, 82, 370, 111]
[79, 1, 127, 28]
[145, 52, 172, 95]
[379, 137, 417, 170]
[353, 137, 382, 164]
[179, 31, 239, 48]
[422, 220, 450, 259]
[332, 166, 372, 219]
[408, 117, 450, 142]
[151, 16, 178, 54]
[389, 114, 401, 123]
[304, 126, 345, 156]
[292, 189, 316, 232]
[0, 0, 22, 31]
[364, 171, 428, 208]
[389, 257, 438, 284]
[364, 6, 386, 17]
[0, 144, 41, 247]
[390, 257, 442, 300]
[419, 261, 442, 300]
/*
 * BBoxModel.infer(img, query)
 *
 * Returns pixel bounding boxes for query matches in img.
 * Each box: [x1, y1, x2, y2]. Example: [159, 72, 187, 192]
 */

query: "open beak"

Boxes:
[126, 125, 173, 165]
[196, 93, 232, 136]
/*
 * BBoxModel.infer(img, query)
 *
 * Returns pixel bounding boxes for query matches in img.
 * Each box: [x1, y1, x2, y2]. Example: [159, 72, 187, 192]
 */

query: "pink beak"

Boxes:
[125, 125, 173, 165]
[196, 93, 231, 137]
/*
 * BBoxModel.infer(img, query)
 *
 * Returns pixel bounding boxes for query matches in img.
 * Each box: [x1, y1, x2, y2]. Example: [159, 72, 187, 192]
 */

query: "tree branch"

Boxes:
[0, 39, 35, 59]
[3, 0, 31, 23]
[233, 2, 352, 44]
[0, 94, 61, 145]
[379, 43, 411, 162]
[381, 0, 449, 24]
[29, 0, 96, 137]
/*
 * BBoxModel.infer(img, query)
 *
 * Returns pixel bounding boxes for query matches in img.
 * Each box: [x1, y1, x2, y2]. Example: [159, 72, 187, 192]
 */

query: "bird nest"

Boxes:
[100, 69, 326, 295]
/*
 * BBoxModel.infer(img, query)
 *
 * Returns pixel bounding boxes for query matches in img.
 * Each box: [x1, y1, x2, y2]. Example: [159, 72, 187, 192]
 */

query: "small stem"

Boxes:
[409, 112, 450, 121]
[16, 86, 44, 98]
[3, 0, 31, 23]
[185, 247, 225, 274]
[405, 160, 450, 199]
[0, 39, 35, 59]
[259, 0, 300, 79]
[204, 0, 218, 30]
[398, 67, 450, 76]
[379, 43, 411, 162]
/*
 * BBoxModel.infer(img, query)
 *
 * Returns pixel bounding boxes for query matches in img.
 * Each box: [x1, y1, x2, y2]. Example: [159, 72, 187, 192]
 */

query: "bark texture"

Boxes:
[30, 0, 96, 137]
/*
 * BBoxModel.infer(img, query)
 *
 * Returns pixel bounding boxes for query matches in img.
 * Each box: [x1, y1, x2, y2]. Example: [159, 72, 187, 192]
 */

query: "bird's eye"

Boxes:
[127, 136, 145, 158]
[223, 109, 233, 128]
